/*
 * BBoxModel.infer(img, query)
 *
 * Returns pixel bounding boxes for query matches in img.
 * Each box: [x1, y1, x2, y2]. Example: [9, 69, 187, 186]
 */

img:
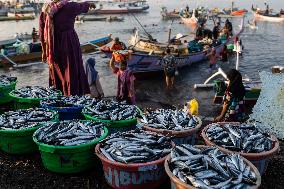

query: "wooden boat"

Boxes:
[160, 7, 180, 19]
[80, 15, 124, 22]
[0, 36, 112, 66]
[87, 1, 149, 15]
[101, 19, 244, 74]
[0, 16, 34, 21]
[253, 11, 284, 22]
[181, 14, 198, 26]
[7, 6, 35, 18]
[106, 16, 124, 22]
[128, 30, 188, 55]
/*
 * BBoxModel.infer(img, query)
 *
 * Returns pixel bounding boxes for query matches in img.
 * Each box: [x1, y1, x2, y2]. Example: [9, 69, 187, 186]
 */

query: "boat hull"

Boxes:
[7, 12, 35, 18]
[181, 16, 198, 25]
[90, 8, 148, 14]
[254, 12, 284, 22]
[103, 38, 233, 74]
[102, 20, 244, 74]
[0, 36, 112, 66]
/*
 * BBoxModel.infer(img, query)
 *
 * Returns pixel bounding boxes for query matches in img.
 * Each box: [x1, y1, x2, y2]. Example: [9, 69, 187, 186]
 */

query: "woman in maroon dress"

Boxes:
[39, 0, 95, 96]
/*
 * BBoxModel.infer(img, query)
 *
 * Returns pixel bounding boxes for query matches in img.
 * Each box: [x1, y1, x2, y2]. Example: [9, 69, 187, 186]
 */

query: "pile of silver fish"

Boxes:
[140, 109, 200, 131]
[99, 130, 172, 163]
[83, 100, 140, 121]
[11, 86, 61, 99]
[34, 120, 106, 146]
[0, 75, 17, 86]
[41, 95, 96, 108]
[0, 108, 56, 130]
[169, 145, 258, 189]
[205, 123, 274, 153]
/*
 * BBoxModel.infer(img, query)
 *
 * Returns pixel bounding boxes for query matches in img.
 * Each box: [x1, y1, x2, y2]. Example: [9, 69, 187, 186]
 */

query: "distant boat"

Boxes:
[0, 36, 112, 66]
[87, 0, 149, 14]
[160, 7, 180, 19]
[253, 10, 284, 22]
[78, 16, 124, 22]
[7, 5, 35, 18]
[180, 8, 208, 26]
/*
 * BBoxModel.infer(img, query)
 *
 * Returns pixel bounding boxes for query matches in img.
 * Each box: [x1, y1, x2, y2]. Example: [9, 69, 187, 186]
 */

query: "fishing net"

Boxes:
[249, 71, 284, 139]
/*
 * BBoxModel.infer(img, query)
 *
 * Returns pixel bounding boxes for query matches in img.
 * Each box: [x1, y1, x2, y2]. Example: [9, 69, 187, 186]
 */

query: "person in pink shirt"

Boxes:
[109, 57, 136, 104]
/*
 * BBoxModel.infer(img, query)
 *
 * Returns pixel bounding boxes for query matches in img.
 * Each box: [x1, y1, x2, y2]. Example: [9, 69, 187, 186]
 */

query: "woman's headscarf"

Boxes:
[42, 0, 69, 65]
[84, 58, 98, 85]
[226, 69, 246, 99]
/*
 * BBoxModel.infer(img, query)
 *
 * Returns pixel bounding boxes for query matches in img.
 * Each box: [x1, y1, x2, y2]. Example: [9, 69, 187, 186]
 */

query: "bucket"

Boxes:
[164, 145, 262, 189]
[95, 143, 168, 189]
[33, 124, 108, 174]
[41, 104, 84, 121]
[84, 114, 137, 135]
[0, 123, 44, 154]
[201, 123, 280, 175]
[142, 117, 202, 145]
[0, 81, 16, 104]
[0, 112, 59, 154]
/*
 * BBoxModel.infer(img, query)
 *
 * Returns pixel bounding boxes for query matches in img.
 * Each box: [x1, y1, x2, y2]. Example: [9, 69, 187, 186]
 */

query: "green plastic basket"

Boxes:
[0, 81, 16, 104]
[33, 122, 108, 174]
[0, 112, 59, 154]
[9, 91, 62, 110]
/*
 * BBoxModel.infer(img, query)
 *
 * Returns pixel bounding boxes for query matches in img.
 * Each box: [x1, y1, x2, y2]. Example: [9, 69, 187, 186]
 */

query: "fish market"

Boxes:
[166, 145, 261, 189]
[99, 130, 172, 164]
[204, 123, 275, 153]
[33, 120, 107, 146]
[0, 108, 56, 130]
[83, 100, 141, 121]
[140, 108, 200, 131]
[10, 86, 61, 99]
[0, 75, 17, 86]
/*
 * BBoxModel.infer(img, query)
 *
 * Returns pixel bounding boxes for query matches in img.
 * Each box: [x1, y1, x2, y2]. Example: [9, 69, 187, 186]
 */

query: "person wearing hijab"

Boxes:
[39, 0, 95, 96]
[215, 69, 247, 122]
[84, 58, 104, 99]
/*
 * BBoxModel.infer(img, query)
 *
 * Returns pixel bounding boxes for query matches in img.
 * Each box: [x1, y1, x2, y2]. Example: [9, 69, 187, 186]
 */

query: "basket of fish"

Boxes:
[201, 122, 279, 175]
[0, 108, 58, 154]
[40, 96, 95, 121]
[140, 109, 202, 145]
[9, 86, 62, 109]
[95, 130, 173, 189]
[83, 99, 142, 134]
[0, 75, 17, 104]
[33, 120, 108, 173]
[165, 145, 261, 189]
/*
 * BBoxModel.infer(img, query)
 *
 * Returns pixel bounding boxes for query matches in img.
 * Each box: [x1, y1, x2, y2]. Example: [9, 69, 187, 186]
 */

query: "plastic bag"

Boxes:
[184, 99, 199, 116]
